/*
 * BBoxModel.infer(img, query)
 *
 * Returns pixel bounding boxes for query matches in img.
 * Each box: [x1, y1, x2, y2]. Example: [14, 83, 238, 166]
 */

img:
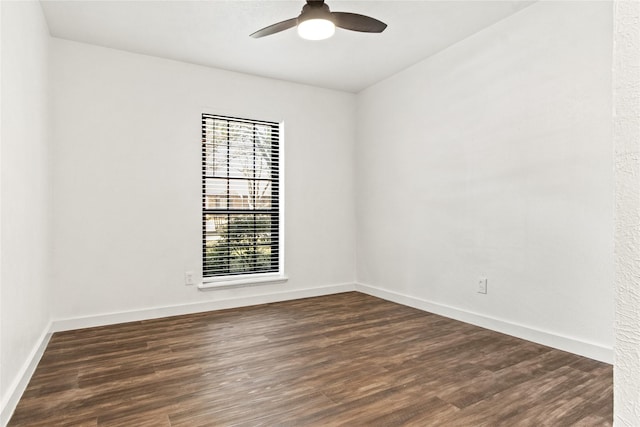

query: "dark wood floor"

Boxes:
[9, 292, 612, 426]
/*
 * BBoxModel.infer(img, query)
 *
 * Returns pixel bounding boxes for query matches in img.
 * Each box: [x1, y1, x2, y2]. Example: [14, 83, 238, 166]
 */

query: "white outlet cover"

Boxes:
[478, 278, 488, 294]
[185, 271, 195, 286]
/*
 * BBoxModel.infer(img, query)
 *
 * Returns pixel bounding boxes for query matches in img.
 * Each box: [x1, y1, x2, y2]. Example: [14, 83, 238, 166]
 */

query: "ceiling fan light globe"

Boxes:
[297, 18, 335, 40]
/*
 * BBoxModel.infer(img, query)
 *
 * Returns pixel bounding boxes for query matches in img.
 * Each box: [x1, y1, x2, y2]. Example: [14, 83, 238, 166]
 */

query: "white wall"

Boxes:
[613, 1, 640, 424]
[0, 0, 52, 422]
[355, 1, 613, 360]
[50, 39, 356, 322]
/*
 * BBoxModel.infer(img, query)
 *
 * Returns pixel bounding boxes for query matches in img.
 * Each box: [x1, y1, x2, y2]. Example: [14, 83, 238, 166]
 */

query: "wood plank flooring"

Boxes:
[9, 292, 612, 426]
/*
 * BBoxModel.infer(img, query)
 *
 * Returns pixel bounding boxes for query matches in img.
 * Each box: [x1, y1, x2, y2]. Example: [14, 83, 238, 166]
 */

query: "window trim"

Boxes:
[198, 272, 288, 290]
[200, 113, 286, 289]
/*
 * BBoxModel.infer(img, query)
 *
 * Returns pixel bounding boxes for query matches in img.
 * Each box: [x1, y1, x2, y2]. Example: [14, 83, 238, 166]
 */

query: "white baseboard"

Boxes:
[1, 322, 52, 427]
[52, 283, 356, 332]
[355, 282, 613, 364]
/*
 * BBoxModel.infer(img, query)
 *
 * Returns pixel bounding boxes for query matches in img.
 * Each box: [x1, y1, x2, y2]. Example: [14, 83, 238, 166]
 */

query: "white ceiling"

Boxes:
[40, 0, 534, 93]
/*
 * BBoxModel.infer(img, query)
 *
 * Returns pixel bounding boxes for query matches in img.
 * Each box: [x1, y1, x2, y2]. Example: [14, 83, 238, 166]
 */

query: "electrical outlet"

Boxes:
[185, 271, 195, 286]
[478, 277, 487, 294]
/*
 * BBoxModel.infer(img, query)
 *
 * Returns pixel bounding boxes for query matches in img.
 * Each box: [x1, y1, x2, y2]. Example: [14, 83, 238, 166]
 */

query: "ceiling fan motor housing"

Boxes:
[298, 3, 333, 24]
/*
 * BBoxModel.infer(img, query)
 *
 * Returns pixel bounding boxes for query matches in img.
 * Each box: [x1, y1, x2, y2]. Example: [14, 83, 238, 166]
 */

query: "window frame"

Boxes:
[200, 113, 286, 289]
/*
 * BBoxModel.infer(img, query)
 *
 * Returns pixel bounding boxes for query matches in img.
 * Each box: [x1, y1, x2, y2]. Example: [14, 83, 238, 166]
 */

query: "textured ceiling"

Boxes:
[40, 0, 534, 93]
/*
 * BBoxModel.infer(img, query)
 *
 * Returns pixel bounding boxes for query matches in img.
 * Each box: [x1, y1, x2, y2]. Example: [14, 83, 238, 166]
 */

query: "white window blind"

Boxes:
[202, 114, 281, 278]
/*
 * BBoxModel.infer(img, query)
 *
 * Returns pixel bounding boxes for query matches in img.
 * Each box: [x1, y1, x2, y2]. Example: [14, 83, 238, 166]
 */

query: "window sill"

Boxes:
[198, 274, 288, 290]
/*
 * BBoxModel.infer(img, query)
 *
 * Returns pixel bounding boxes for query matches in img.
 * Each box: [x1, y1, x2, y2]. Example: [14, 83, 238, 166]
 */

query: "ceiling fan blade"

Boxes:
[250, 18, 297, 38]
[331, 12, 387, 33]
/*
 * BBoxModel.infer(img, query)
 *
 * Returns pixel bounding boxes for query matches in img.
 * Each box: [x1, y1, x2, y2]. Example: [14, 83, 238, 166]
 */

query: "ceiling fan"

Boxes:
[250, 0, 387, 41]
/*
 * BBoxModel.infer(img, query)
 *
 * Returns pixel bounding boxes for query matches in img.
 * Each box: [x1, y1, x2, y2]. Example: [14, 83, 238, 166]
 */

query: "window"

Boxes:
[202, 114, 282, 283]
